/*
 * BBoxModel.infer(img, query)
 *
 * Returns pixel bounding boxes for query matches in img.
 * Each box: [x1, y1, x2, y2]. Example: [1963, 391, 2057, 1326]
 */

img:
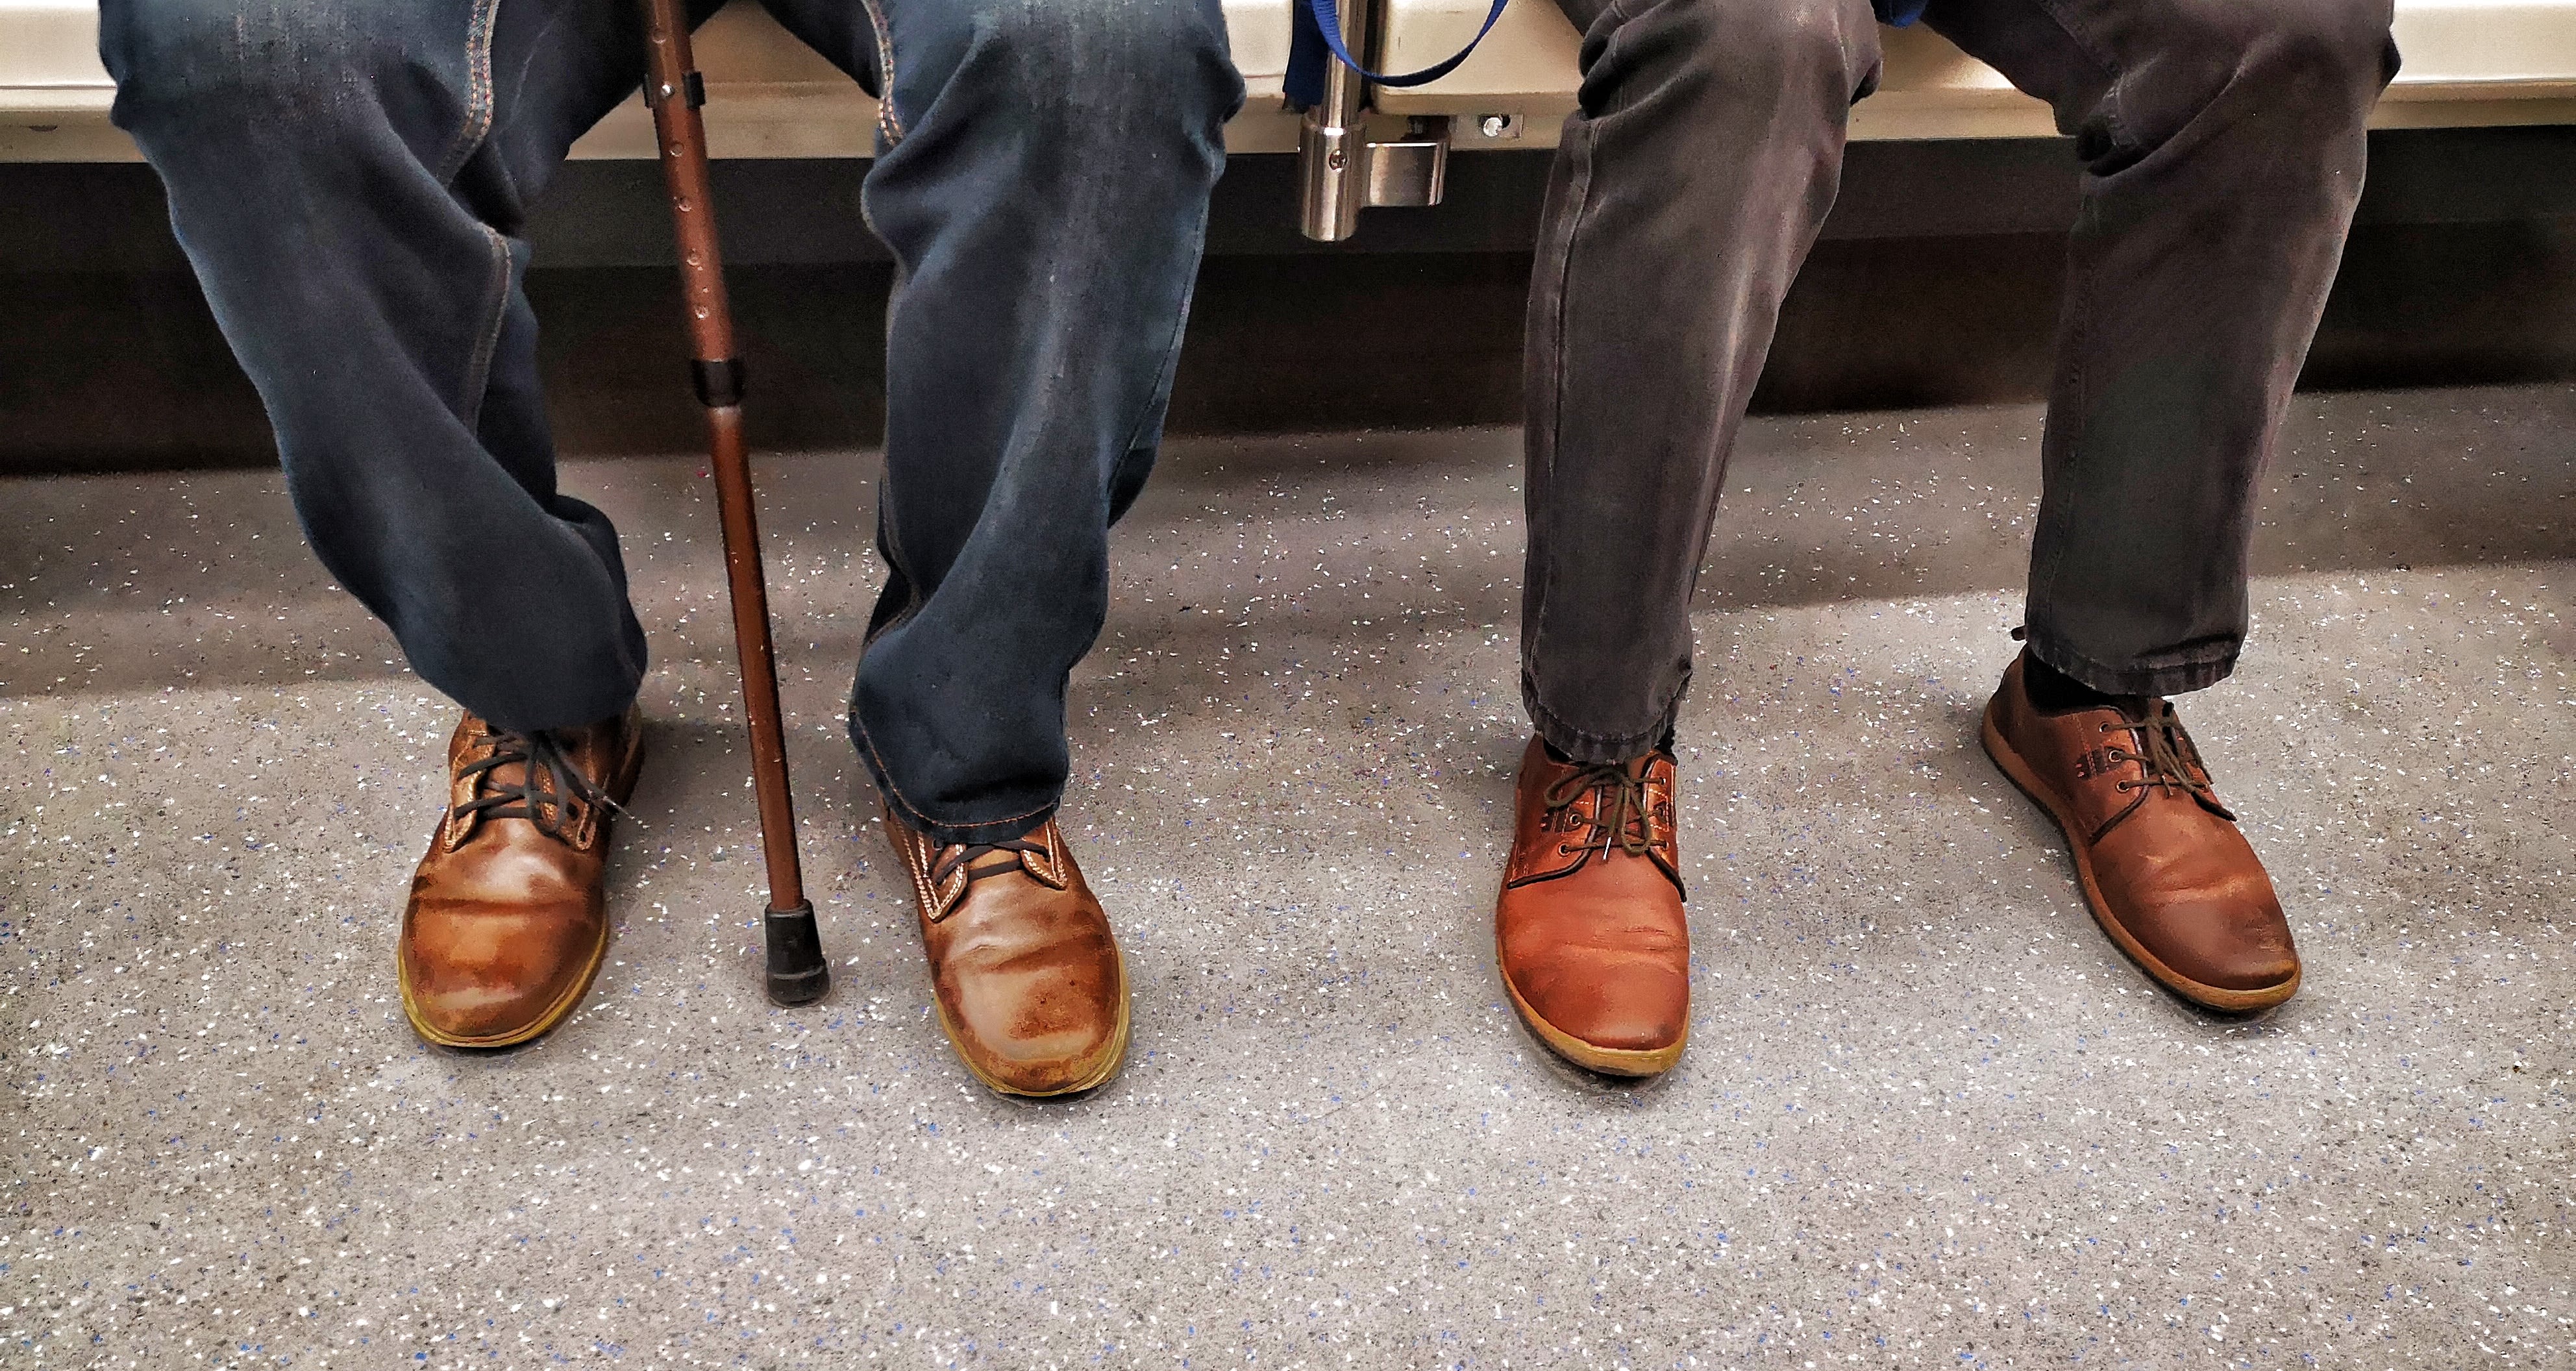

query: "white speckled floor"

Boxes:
[4, 386, 2571, 1368]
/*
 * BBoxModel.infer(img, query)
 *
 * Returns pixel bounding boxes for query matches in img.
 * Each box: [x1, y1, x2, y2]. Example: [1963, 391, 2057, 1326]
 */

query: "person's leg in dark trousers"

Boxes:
[763, 0, 1243, 847]
[101, 0, 668, 735]
[1940, 0, 2397, 1011]
[760, 0, 1243, 1096]
[1498, 0, 1885, 1076]
[1500, 0, 2400, 1052]
[101, 0, 695, 1049]
[1926, 0, 2397, 692]
[1520, 0, 1883, 762]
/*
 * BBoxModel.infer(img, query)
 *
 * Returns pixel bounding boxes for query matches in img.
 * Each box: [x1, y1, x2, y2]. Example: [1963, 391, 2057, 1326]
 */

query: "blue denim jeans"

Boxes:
[101, 0, 1244, 844]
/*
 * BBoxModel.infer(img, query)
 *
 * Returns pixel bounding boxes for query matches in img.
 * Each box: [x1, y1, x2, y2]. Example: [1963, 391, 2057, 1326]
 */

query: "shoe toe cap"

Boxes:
[941, 947, 1128, 1095]
[401, 901, 603, 1045]
[1508, 951, 1689, 1052]
[2148, 897, 2301, 992]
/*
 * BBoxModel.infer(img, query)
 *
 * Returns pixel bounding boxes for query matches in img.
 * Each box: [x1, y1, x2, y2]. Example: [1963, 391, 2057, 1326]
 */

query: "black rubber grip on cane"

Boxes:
[764, 901, 830, 1006]
[691, 357, 746, 408]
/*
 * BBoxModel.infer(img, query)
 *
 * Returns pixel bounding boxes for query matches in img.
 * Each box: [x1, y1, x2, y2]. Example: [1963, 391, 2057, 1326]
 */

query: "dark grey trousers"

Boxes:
[1521, 0, 2399, 762]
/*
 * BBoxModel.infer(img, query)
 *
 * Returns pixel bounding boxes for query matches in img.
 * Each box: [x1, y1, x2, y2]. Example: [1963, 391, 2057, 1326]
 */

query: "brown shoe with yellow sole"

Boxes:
[399, 706, 646, 1048]
[1982, 653, 2299, 1011]
[882, 805, 1128, 1097]
[1494, 737, 1690, 1076]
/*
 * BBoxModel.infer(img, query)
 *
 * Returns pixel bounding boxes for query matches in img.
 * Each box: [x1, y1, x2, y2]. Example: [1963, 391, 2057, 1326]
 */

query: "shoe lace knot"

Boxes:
[1542, 761, 1659, 859]
[930, 837, 1051, 889]
[454, 728, 618, 843]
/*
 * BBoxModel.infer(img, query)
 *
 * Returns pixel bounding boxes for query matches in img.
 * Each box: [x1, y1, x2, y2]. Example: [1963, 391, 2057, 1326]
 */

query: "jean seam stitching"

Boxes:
[2026, 0, 2125, 89]
[1113, 215, 1211, 462]
[460, 228, 512, 429]
[858, 0, 904, 145]
[434, 0, 503, 186]
[2029, 216, 2095, 634]
[1522, 106, 1599, 713]
[2022, 0, 2132, 149]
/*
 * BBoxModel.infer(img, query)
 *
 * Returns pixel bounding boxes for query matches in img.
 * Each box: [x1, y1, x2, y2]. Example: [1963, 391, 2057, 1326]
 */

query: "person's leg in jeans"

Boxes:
[1498, 0, 1884, 1076]
[1944, 0, 2396, 1011]
[762, 0, 1243, 1096]
[101, 0, 689, 1048]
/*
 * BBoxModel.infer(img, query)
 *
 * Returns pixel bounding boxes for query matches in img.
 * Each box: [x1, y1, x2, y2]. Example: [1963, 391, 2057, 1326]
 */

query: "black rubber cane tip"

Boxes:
[763, 902, 830, 1007]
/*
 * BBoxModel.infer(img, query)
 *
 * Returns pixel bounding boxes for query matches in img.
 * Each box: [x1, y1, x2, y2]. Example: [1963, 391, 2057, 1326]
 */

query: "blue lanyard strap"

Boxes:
[1283, 0, 1513, 108]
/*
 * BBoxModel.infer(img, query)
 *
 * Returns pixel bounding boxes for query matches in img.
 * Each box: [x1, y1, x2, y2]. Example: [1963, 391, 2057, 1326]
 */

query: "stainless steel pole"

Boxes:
[1298, 0, 1373, 241]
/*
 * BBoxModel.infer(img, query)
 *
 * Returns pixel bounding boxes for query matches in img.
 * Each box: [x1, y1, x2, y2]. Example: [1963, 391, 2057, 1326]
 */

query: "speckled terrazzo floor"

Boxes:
[3, 384, 2571, 1368]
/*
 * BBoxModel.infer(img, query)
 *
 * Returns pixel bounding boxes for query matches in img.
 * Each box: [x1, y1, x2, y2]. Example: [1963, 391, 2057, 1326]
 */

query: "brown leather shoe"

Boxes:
[398, 707, 646, 1048]
[1982, 654, 2299, 1011]
[1494, 737, 1690, 1076]
[881, 806, 1128, 1096]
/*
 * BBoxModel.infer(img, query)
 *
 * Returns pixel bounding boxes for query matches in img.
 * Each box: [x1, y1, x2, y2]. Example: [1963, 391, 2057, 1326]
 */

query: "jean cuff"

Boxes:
[2022, 625, 2238, 698]
[1522, 669, 1680, 765]
[846, 708, 1061, 848]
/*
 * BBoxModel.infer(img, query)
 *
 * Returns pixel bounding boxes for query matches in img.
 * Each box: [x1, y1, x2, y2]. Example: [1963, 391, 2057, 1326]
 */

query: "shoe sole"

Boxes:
[882, 817, 1132, 1098]
[1979, 701, 2299, 1013]
[1494, 941, 1687, 1078]
[400, 721, 650, 1050]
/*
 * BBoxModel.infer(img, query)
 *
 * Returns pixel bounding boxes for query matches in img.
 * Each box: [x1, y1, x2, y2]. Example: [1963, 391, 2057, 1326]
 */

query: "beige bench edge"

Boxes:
[6, 0, 2576, 163]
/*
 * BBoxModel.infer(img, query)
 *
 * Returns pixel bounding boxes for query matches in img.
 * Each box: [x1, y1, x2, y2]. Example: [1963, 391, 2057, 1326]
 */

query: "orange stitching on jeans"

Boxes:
[459, 225, 511, 427]
[858, 0, 904, 144]
[434, 0, 502, 184]
[461, 224, 510, 423]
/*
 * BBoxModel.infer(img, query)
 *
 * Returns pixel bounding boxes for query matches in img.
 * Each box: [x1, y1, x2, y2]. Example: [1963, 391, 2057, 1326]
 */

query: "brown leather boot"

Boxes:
[1494, 737, 1690, 1076]
[881, 806, 1128, 1096]
[1982, 654, 2299, 1011]
[399, 707, 647, 1048]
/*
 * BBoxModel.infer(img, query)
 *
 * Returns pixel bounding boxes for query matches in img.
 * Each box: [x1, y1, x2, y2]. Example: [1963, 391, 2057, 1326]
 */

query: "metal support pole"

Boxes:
[638, 0, 830, 1007]
[1297, 0, 1453, 243]
[1298, 0, 1373, 241]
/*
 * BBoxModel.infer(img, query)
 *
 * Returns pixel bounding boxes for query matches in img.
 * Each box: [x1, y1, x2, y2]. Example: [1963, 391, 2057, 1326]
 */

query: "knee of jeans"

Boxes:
[2262, 0, 2401, 103]
[101, 0, 388, 129]
[892, 0, 1244, 139]
[1583, 0, 1872, 107]
[2122, 0, 2397, 143]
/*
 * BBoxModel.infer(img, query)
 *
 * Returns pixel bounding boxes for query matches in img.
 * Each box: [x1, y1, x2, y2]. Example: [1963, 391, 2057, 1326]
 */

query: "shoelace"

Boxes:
[1542, 761, 1657, 859]
[2101, 700, 2220, 804]
[930, 837, 1049, 888]
[453, 728, 618, 841]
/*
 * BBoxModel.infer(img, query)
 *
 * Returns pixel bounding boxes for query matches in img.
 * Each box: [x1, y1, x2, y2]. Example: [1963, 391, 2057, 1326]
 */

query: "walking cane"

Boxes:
[638, 0, 830, 1007]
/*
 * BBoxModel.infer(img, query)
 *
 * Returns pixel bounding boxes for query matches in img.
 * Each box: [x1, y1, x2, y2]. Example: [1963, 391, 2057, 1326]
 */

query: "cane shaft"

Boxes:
[702, 406, 806, 911]
[641, 1, 736, 365]
[640, 0, 807, 915]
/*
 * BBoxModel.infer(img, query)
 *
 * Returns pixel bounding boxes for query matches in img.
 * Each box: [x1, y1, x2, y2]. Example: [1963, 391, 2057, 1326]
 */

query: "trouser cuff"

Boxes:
[1522, 669, 1680, 765]
[847, 708, 1062, 848]
[463, 669, 643, 740]
[2022, 625, 2238, 698]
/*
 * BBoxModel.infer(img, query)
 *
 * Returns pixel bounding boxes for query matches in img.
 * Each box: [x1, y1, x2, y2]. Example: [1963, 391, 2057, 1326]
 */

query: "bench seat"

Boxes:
[5, 0, 2573, 162]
